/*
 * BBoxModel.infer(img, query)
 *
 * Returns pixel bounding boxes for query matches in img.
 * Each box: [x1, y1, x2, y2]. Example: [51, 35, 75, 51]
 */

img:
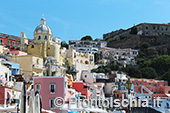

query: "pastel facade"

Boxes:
[75, 62, 98, 81]
[66, 49, 94, 67]
[0, 87, 12, 105]
[72, 82, 91, 99]
[0, 59, 14, 87]
[69, 40, 107, 54]
[81, 71, 96, 83]
[11, 55, 43, 77]
[33, 77, 65, 113]
[96, 47, 138, 66]
[0, 33, 32, 51]
[26, 17, 61, 65]
[10, 50, 28, 56]
[131, 78, 170, 98]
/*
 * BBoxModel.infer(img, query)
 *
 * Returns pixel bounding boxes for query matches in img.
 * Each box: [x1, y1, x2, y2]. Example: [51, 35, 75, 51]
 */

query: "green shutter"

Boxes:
[7, 40, 10, 46]
[17, 42, 20, 47]
[13, 41, 15, 47]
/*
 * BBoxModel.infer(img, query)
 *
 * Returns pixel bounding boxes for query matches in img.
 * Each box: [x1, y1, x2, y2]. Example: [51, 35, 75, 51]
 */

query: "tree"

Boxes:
[162, 69, 170, 85]
[61, 41, 68, 49]
[81, 35, 93, 41]
[143, 55, 170, 76]
[123, 66, 142, 78]
[141, 42, 150, 49]
[140, 67, 158, 79]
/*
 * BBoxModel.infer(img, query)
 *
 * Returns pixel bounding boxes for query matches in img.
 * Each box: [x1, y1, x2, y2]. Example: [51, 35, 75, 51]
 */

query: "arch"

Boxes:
[38, 36, 41, 40]
[44, 35, 48, 40]
[85, 61, 89, 64]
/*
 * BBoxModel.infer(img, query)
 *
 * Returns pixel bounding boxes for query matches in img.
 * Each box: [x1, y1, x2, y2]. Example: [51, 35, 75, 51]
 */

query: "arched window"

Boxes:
[38, 36, 41, 40]
[44, 36, 48, 40]
[31, 45, 34, 48]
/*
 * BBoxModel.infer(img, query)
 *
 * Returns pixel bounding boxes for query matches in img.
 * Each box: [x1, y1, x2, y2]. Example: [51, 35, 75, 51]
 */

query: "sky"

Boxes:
[0, 0, 170, 42]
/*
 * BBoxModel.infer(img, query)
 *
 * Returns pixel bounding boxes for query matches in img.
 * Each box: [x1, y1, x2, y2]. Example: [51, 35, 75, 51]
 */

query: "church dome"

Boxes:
[34, 17, 52, 35]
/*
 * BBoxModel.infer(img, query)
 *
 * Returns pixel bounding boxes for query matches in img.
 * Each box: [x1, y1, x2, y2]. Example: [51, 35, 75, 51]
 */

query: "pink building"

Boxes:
[34, 77, 65, 113]
[33, 77, 75, 113]
[0, 86, 12, 105]
[10, 50, 27, 56]
[72, 82, 91, 99]
[131, 78, 170, 98]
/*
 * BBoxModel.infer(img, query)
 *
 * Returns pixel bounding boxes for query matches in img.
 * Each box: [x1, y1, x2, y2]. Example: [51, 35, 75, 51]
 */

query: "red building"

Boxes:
[72, 82, 91, 99]
[0, 33, 32, 51]
[131, 78, 170, 98]
[0, 86, 12, 105]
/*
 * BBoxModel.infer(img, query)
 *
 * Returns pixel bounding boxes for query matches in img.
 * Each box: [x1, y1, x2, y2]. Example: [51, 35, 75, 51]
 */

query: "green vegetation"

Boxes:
[91, 61, 120, 74]
[61, 41, 68, 49]
[81, 35, 93, 41]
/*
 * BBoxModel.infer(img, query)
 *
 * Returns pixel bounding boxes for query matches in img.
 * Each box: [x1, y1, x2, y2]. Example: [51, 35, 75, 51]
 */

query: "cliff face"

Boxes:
[107, 35, 170, 49]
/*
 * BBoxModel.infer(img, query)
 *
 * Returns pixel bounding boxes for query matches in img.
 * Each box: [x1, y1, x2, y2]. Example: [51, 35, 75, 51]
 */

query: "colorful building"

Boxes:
[131, 78, 170, 98]
[72, 82, 91, 99]
[0, 32, 32, 51]
[26, 17, 61, 65]
[11, 55, 44, 78]
[33, 76, 75, 113]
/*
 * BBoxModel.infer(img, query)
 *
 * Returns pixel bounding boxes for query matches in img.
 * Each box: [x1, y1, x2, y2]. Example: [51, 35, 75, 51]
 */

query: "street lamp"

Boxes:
[126, 78, 132, 113]
[126, 78, 132, 94]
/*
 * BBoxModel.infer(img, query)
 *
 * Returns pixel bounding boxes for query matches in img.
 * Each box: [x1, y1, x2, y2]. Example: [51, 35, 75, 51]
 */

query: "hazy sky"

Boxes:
[0, 0, 170, 42]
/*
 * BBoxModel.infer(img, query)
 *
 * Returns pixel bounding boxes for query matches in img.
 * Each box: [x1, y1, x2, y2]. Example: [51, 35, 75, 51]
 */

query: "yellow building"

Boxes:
[11, 55, 43, 77]
[66, 49, 94, 67]
[26, 17, 61, 64]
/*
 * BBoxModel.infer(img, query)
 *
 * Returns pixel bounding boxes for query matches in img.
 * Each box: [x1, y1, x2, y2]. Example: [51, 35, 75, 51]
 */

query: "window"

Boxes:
[149, 84, 151, 86]
[146, 26, 148, 29]
[9, 76, 11, 81]
[94, 75, 96, 78]
[37, 59, 39, 65]
[50, 84, 56, 93]
[35, 84, 41, 93]
[5, 73, 8, 81]
[31, 45, 34, 48]
[0, 39, 3, 45]
[12, 41, 15, 47]
[44, 36, 48, 40]
[140, 84, 142, 86]
[136, 84, 138, 86]
[17, 42, 20, 47]
[50, 98, 55, 108]
[38, 36, 41, 40]
[169, 91, 170, 94]
[7, 40, 10, 46]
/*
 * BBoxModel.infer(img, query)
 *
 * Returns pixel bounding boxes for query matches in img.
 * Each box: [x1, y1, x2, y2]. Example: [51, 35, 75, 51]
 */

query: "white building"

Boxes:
[69, 40, 107, 53]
